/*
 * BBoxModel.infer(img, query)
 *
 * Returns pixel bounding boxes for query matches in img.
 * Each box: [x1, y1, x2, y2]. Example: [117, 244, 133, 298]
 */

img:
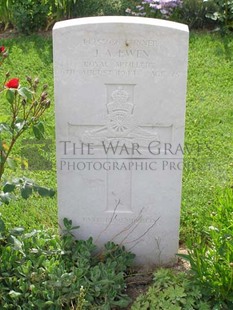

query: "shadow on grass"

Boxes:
[1, 33, 53, 67]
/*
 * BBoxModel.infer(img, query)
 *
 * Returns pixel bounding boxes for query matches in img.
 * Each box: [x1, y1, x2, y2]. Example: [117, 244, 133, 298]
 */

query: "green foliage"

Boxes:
[78, 0, 136, 17]
[180, 33, 233, 241]
[0, 217, 135, 309]
[48, 0, 81, 20]
[0, 0, 14, 27]
[175, 0, 217, 29]
[131, 268, 211, 309]
[11, 0, 49, 34]
[0, 0, 138, 31]
[178, 188, 233, 309]
[205, 0, 233, 33]
[0, 177, 55, 204]
[1, 0, 233, 31]
[2, 0, 233, 31]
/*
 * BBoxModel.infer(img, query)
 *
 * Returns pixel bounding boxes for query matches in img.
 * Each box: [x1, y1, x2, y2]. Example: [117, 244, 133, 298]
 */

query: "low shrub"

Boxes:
[1, 0, 232, 32]
[78, 0, 137, 17]
[179, 188, 233, 309]
[0, 0, 14, 29]
[131, 268, 211, 309]
[132, 189, 233, 309]
[11, 0, 49, 34]
[175, 0, 217, 29]
[48, 0, 81, 21]
[205, 0, 233, 33]
[0, 217, 135, 309]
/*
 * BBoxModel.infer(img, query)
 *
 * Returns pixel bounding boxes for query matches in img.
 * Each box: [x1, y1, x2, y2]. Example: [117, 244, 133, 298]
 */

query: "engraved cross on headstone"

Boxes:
[67, 83, 173, 213]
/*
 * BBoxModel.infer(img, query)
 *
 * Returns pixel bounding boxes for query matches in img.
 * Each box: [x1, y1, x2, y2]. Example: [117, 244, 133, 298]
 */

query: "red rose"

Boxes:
[0, 46, 5, 53]
[5, 78, 20, 89]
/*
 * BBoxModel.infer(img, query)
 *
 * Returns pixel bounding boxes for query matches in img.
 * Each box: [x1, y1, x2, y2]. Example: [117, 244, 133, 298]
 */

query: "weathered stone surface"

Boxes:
[53, 16, 189, 266]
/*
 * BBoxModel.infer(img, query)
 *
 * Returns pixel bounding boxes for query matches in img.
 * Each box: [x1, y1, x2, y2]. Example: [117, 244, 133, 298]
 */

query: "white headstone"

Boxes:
[53, 16, 189, 266]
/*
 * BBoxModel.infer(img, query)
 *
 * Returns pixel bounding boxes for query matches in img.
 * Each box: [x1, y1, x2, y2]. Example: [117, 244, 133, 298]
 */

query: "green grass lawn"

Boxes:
[0, 32, 232, 242]
[181, 32, 233, 241]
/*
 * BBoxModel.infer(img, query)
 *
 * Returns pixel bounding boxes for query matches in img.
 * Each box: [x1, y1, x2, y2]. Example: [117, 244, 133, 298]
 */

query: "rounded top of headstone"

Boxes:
[53, 16, 189, 33]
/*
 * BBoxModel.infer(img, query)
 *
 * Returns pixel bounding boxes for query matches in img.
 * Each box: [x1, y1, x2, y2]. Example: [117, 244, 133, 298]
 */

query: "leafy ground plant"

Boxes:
[175, 0, 217, 29]
[178, 188, 233, 309]
[204, 0, 233, 33]
[0, 217, 135, 309]
[131, 268, 211, 310]
[11, 0, 49, 35]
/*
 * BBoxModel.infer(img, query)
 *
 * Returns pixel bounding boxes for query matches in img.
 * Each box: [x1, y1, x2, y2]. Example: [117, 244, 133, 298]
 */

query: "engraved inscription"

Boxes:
[57, 61, 183, 80]
[83, 38, 158, 47]
[56, 35, 186, 81]
[95, 49, 149, 58]
[55, 36, 161, 79]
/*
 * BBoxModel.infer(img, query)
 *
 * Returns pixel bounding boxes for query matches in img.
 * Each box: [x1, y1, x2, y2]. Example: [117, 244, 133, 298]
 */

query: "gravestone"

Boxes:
[53, 16, 189, 266]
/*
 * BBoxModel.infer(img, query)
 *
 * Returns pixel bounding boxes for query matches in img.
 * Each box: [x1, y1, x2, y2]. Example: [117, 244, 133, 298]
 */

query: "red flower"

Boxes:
[0, 46, 5, 53]
[5, 78, 20, 89]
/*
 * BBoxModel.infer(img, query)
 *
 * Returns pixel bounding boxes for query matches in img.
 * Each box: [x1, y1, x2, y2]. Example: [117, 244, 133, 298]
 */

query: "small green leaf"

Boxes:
[0, 192, 13, 204]
[10, 227, 25, 236]
[6, 89, 15, 104]
[21, 184, 33, 199]
[45, 301, 54, 305]
[0, 217, 5, 233]
[12, 177, 24, 185]
[3, 182, 16, 193]
[33, 122, 45, 140]
[112, 297, 131, 307]
[176, 253, 191, 261]
[63, 218, 73, 230]
[0, 123, 10, 133]
[6, 157, 17, 170]
[36, 186, 55, 198]
[8, 290, 22, 298]
[18, 87, 33, 100]
[24, 230, 39, 239]
[70, 225, 80, 231]
[0, 137, 3, 151]
[9, 235, 23, 251]
[15, 119, 26, 131]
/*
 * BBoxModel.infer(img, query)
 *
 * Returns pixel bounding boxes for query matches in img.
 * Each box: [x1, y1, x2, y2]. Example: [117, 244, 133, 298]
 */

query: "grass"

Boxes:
[181, 32, 233, 241]
[0, 31, 232, 242]
[0, 34, 57, 229]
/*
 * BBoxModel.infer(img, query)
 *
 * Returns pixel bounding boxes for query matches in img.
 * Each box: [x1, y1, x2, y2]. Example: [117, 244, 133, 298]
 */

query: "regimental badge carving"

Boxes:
[80, 84, 159, 145]
[107, 86, 134, 137]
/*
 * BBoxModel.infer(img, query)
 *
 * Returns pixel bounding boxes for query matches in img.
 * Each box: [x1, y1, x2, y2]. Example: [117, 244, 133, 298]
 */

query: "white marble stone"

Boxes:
[53, 16, 189, 266]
